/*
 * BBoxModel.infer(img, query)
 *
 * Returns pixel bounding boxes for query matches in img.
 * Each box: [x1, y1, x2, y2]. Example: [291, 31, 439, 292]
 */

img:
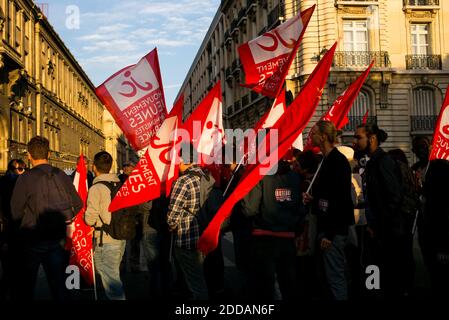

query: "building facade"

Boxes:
[0, 0, 137, 174]
[177, 0, 449, 160]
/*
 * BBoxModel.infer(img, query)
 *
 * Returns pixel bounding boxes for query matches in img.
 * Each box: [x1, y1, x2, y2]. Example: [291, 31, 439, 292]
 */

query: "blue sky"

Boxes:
[43, 0, 220, 109]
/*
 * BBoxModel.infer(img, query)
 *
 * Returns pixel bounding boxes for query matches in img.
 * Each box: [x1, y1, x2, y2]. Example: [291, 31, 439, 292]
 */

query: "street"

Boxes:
[34, 232, 431, 300]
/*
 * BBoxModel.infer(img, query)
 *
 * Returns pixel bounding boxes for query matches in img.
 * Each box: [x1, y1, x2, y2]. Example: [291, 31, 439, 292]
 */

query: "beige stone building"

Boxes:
[0, 0, 135, 174]
[177, 0, 449, 161]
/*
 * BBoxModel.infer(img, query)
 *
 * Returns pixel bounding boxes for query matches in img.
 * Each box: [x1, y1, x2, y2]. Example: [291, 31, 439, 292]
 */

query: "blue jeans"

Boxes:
[174, 247, 208, 300]
[94, 241, 126, 300]
[319, 234, 348, 300]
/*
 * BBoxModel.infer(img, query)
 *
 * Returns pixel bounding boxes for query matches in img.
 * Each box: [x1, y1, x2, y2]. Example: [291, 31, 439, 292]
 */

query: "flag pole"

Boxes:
[223, 152, 247, 197]
[306, 158, 324, 194]
[90, 248, 98, 301]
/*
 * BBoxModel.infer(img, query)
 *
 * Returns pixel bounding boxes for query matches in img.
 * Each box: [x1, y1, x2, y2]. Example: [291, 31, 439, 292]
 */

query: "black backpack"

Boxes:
[94, 181, 138, 245]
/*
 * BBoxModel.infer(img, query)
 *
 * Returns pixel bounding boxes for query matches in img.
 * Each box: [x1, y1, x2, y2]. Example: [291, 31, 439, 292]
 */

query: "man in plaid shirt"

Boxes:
[167, 143, 208, 299]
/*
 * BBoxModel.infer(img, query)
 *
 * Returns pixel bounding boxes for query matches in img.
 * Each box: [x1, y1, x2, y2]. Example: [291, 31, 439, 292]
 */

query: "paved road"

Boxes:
[35, 232, 431, 300]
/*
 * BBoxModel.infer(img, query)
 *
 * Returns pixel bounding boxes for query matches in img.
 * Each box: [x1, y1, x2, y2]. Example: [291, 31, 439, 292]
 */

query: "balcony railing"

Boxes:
[333, 51, 391, 68]
[234, 100, 242, 112]
[406, 55, 442, 70]
[251, 91, 260, 102]
[411, 115, 437, 132]
[403, 0, 439, 6]
[345, 116, 377, 132]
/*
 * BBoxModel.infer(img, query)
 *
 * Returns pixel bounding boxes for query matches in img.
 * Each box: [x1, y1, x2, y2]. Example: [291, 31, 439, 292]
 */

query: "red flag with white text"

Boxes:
[198, 42, 337, 255]
[66, 155, 94, 285]
[96, 48, 167, 151]
[430, 85, 449, 161]
[109, 97, 184, 212]
[238, 5, 315, 98]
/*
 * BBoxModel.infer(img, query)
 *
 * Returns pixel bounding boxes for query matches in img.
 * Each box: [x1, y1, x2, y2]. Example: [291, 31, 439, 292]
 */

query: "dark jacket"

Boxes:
[364, 148, 402, 237]
[10, 164, 82, 241]
[312, 148, 354, 241]
[241, 164, 304, 233]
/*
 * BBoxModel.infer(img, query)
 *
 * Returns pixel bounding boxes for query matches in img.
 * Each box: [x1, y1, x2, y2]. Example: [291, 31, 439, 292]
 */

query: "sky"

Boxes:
[41, 0, 220, 109]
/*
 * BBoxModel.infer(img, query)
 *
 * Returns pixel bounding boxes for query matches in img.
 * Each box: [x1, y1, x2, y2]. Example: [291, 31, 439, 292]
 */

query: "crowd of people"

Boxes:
[0, 120, 449, 301]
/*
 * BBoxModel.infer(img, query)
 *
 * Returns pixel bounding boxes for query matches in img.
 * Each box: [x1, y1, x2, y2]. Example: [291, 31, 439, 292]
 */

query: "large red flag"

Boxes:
[239, 89, 287, 162]
[198, 42, 337, 255]
[109, 96, 184, 212]
[303, 61, 373, 151]
[238, 5, 315, 98]
[182, 82, 225, 165]
[362, 109, 370, 125]
[429, 84, 449, 160]
[66, 155, 94, 285]
[96, 48, 167, 151]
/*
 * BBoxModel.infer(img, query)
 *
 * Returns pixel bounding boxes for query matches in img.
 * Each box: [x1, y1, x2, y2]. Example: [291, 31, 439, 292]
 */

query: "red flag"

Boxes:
[238, 5, 315, 98]
[96, 48, 168, 151]
[430, 84, 449, 161]
[182, 82, 225, 165]
[240, 89, 287, 161]
[255, 89, 287, 131]
[362, 109, 369, 125]
[303, 61, 373, 151]
[166, 95, 184, 196]
[109, 97, 184, 212]
[198, 42, 337, 255]
[66, 155, 94, 285]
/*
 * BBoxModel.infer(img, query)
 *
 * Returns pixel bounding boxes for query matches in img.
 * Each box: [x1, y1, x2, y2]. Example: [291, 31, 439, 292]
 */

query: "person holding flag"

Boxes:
[302, 120, 354, 300]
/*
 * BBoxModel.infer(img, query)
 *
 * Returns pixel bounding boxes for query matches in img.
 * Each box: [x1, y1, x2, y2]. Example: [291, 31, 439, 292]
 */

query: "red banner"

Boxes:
[303, 61, 373, 151]
[238, 6, 315, 98]
[66, 155, 94, 285]
[96, 48, 167, 151]
[109, 97, 183, 212]
[430, 84, 449, 161]
[198, 42, 337, 255]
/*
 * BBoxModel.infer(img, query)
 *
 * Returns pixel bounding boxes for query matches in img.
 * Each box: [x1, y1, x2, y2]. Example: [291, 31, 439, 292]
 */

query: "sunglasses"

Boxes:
[15, 167, 25, 172]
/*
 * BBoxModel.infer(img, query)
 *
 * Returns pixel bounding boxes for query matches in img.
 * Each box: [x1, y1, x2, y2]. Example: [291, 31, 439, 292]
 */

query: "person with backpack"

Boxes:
[353, 124, 406, 298]
[166, 143, 210, 300]
[10, 136, 82, 300]
[84, 151, 127, 300]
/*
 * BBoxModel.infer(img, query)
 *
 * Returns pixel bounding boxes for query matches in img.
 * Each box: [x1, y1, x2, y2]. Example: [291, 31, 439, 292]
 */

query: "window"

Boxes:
[411, 87, 437, 131]
[346, 89, 373, 131]
[411, 24, 429, 55]
[344, 21, 368, 51]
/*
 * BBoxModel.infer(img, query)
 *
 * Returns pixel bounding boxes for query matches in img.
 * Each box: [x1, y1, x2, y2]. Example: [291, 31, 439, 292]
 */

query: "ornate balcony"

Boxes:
[403, 0, 439, 6]
[345, 116, 377, 132]
[411, 115, 437, 132]
[405, 55, 442, 70]
[333, 51, 391, 68]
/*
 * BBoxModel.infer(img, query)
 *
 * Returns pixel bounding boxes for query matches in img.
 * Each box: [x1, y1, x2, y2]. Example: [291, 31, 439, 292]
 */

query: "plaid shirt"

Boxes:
[167, 166, 203, 249]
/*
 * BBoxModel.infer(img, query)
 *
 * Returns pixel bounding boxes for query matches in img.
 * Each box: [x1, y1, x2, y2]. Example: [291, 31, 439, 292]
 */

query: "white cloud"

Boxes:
[145, 38, 193, 47]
